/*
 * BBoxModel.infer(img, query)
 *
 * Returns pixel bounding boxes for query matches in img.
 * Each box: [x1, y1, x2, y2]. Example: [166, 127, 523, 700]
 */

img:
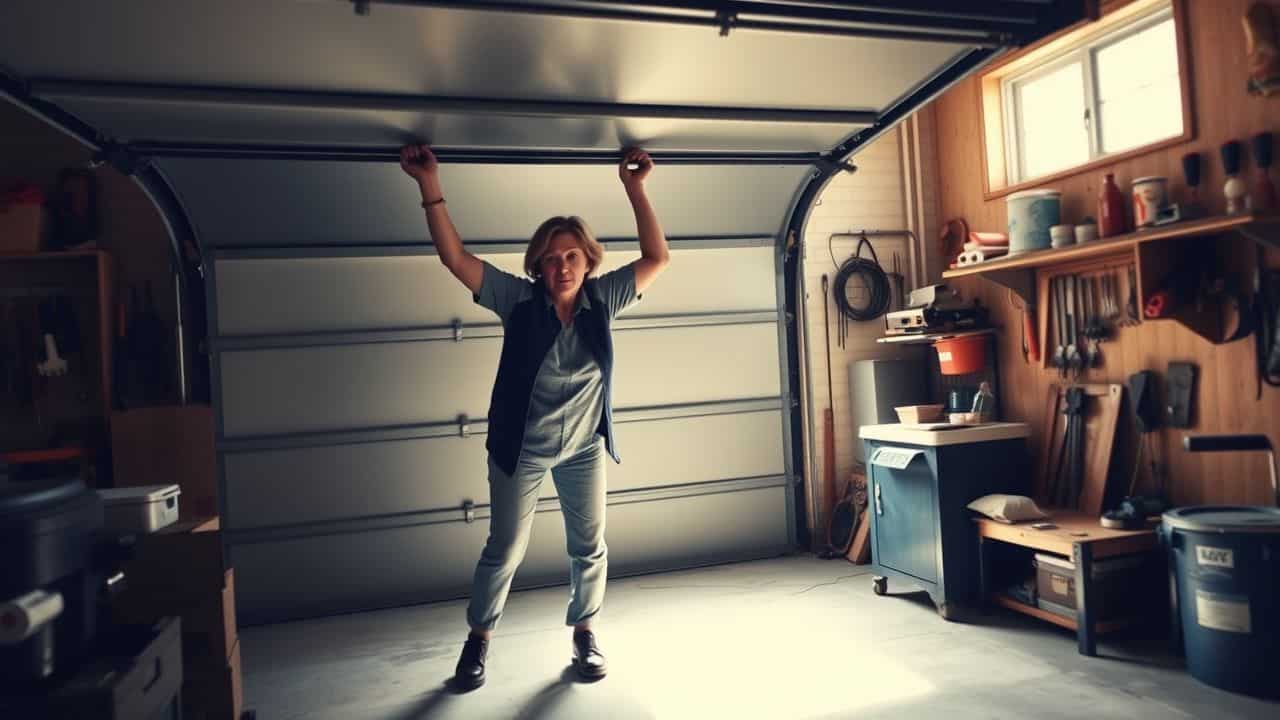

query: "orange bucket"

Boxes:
[934, 334, 987, 375]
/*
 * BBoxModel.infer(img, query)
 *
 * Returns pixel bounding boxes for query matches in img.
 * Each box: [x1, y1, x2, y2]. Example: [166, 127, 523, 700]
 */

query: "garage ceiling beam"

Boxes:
[32, 80, 879, 126]
[125, 141, 826, 166]
[355, 0, 1030, 45]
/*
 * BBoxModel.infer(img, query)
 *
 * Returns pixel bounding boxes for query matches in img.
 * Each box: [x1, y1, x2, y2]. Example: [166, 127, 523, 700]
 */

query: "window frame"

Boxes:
[977, 0, 1193, 200]
[1001, 3, 1178, 186]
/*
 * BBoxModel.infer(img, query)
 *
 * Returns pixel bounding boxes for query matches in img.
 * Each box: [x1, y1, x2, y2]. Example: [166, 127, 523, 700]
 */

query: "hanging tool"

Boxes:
[1083, 275, 1103, 368]
[37, 334, 68, 377]
[1054, 387, 1087, 507]
[1052, 277, 1068, 373]
[1023, 296, 1040, 364]
[821, 274, 837, 542]
[1065, 276, 1083, 376]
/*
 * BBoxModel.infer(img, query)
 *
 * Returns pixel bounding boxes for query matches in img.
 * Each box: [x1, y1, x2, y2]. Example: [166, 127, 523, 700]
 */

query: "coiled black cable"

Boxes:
[832, 236, 891, 322]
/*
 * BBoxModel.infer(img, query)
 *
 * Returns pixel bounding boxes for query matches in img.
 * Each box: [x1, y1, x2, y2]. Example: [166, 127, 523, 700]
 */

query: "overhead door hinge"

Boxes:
[462, 500, 475, 524]
[452, 318, 463, 342]
[457, 414, 470, 438]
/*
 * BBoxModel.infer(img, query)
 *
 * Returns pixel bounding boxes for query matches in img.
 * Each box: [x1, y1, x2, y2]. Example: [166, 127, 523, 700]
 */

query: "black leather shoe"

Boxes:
[572, 630, 607, 680]
[454, 635, 488, 690]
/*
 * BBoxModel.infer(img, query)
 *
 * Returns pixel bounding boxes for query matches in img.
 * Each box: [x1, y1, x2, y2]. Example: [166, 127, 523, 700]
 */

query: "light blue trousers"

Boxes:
[466, 439, 608, 630]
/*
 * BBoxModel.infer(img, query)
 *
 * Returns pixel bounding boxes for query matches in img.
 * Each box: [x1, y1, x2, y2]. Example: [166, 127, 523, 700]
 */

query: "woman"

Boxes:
[399, 145, 670, 689]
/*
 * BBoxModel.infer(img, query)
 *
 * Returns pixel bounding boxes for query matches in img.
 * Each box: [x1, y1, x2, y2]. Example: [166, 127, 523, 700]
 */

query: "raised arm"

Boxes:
[400, 145, 484, 294]
[619, 149, 669, 293]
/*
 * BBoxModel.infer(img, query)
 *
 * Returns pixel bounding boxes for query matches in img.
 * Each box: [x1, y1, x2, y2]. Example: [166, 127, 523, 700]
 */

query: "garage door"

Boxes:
[168, 158, 807, 623]
[0, 0, 1083, 624]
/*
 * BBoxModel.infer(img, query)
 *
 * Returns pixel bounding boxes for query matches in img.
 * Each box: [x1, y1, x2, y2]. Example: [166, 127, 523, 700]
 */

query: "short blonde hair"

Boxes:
[524, 216, 604, 279]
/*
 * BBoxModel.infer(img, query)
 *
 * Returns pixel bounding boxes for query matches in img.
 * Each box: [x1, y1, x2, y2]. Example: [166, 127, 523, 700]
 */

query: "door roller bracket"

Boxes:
[716, 9, 737, 36]
[816, 154, 857, 175]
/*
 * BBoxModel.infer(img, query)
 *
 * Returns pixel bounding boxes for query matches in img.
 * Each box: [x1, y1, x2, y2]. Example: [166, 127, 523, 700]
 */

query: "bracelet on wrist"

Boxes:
[422, 197, 446, 209]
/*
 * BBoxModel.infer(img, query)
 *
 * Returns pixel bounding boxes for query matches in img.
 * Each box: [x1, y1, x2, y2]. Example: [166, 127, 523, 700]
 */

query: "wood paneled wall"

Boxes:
[925, 0, 1280, 506]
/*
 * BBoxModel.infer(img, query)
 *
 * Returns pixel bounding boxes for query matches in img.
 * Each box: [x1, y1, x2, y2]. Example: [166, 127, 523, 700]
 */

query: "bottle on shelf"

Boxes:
[1098, 173, 1127, 237]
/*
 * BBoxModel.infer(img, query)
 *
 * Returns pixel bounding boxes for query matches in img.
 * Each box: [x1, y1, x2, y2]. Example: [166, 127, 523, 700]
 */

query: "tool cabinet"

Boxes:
[860, 423, 1030, 619]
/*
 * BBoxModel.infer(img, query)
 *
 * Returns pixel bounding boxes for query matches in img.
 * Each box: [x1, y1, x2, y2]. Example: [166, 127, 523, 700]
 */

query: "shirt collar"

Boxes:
[541, 283, 592, 313]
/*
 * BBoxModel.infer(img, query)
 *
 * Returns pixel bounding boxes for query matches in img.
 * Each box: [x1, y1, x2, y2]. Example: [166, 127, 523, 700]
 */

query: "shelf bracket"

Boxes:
[981, 268, 1035, 305]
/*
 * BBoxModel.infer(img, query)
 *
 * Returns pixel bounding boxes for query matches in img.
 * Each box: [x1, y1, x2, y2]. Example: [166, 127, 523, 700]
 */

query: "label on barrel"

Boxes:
[938, 351, 953, 363]
[1195, 590, 1251, 634]
[1196, 546, 1234, 569]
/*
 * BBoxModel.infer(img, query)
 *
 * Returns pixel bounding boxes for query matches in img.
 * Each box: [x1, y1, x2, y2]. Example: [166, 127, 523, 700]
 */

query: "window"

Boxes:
[1001, 2, 1184, 185]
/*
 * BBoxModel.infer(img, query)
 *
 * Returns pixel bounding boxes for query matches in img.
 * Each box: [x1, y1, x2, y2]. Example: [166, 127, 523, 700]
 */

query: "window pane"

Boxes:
[1015, 62, 1089, 180]
[1095, 16, 1182, 154]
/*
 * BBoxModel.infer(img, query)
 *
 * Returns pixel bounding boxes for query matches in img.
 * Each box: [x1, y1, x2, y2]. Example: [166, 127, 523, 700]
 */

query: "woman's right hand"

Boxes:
[399, 144, 439, 184]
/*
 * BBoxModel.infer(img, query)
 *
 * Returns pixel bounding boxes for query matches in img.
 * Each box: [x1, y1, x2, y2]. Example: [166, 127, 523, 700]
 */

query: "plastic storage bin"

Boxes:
[97, 485, 181, 533]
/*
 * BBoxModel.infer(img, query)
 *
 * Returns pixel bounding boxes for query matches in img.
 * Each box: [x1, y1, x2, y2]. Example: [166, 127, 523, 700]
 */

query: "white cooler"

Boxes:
[96, 485, 181, 533]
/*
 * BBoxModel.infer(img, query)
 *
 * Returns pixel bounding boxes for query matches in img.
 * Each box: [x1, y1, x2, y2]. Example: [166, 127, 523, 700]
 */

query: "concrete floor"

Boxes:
[240, 555, 1278, 720]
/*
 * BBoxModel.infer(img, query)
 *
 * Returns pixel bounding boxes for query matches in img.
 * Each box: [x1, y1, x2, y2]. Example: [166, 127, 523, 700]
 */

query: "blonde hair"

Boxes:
[524, 216, 604, 279]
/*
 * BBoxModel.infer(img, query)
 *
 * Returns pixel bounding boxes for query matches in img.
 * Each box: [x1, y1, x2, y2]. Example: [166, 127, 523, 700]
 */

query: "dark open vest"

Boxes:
[485, 278, 619, 476]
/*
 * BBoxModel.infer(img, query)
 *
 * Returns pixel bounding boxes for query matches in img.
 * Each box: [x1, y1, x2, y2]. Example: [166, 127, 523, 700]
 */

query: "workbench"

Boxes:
[975, 510, 1160, 656]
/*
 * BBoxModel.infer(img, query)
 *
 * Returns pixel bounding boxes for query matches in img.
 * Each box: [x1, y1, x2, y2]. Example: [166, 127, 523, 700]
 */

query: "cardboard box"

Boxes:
[184, 637, 243, 720]
[0, 201, 44, 254]
[118, 516, 225, 598]
[1033, 552, 1149, 620]
[112, 405, 217, 521]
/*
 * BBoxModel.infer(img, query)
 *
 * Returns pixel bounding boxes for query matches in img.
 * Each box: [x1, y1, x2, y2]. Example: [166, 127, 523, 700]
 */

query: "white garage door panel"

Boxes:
[215, 246, 776, 336]
[595, 246, 778, 317]
[232, 485, 788, 624]
[609, 411, 783, 493]
[220, 323, 777, 437]
[612, 324, 780, 407]
[224, 410, 782, 529]
[214, 253, 526, 336]
[219, 338, 502, 437]
[160, 160, 804, 247]
[224, 433, 492, 530]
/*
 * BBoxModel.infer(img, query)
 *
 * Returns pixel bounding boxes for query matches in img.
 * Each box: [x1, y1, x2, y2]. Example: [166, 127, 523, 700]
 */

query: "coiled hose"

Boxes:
[832, 236, 892, 323]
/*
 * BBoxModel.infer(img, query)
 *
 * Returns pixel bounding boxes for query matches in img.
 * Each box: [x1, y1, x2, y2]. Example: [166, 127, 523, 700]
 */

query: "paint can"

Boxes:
[1132, 176, 1169, 227]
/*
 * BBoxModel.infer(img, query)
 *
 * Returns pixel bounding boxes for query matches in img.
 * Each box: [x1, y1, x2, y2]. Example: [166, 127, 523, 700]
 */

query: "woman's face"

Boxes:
[539, 231, 589, 300]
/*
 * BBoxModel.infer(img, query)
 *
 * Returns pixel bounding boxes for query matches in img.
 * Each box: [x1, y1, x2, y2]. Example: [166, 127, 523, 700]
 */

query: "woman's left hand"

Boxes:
[619, 148, 653, 189]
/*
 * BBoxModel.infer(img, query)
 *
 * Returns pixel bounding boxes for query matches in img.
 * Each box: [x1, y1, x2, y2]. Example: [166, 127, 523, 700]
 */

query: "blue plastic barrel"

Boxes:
[1161, 505, 1280, 698]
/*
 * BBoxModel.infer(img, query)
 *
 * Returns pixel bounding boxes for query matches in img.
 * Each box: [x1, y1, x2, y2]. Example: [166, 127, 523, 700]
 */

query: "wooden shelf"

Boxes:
[943, 213, 1280, 345]
[943, 213, 1280, 283]
[875, 327, 997, 345]
[991, 595, 1133, 635]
